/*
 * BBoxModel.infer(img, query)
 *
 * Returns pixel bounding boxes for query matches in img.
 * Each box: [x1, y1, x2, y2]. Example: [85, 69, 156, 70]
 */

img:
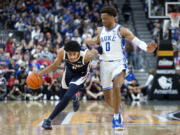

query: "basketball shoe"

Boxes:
[72, 92, 80, 112]
[112, 113, 124, 130]
[42, 119, 52, 130]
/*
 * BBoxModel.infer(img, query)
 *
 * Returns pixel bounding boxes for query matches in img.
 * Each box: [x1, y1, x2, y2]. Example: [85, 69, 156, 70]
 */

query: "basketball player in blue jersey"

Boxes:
[85, 6, 157, 129]
[38, 41, 99, 130]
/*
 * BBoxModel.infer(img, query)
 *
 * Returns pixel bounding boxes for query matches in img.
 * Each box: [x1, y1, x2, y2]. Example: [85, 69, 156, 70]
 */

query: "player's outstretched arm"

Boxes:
[84, 36, 100, 46]
[120, 27, 157, 53]
[38, 48, 64, 76]
[84, 49, 99, 63]
[84, 27, 102, 46]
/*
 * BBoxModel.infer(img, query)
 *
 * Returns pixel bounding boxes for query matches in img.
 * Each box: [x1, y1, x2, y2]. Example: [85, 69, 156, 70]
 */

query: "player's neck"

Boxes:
[106, 23, 117, 30]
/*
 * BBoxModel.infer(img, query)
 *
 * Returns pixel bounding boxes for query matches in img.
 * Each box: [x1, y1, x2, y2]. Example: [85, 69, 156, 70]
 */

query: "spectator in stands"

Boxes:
[141, 68, 155, 98]
[127, 79, 142, 101]
[42, 74, 53, 100]
[152, 23, 161, 41]
[122, 66, 136, 100]
[125, 66, 136, 85]
[0, 53, 10, 68]
[54, 32, 63, 48]
[0, 70, 7, 100]
[6, 74, 15, 93]
[131, 44, 142, 70]
[85, 71, 103, 100]
[82, 31, 92, 49]
[0, 40, 5, 49]
[17, 66, 27, 93]
[175, 51, 180, 75]
[14, 18, 26, 32]
[72, 30, 82, 45]
[121, 1, 132, 23]
[43, 78, 60, 100]
[51, 79, 61, 100]
[0, 0, 119, 101]
[5, 37, 15, 57]
[7, 78, 24, 100]
[39, 46, 54, 62]
[27, 89, 43, 101]
[31, 25, 41, 42]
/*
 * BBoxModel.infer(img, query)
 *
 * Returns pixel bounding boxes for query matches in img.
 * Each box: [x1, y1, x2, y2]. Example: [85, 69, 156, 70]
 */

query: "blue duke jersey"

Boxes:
[64, 50, 89, 76]
[100, 24, 127, 62]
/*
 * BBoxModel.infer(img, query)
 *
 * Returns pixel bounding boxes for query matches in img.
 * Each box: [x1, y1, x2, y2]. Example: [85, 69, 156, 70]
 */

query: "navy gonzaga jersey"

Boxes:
[64, 50, 89, 76]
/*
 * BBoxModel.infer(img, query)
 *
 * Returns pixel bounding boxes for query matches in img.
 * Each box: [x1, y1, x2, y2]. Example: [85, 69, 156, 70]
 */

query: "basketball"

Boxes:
[26, 72, 43, 89]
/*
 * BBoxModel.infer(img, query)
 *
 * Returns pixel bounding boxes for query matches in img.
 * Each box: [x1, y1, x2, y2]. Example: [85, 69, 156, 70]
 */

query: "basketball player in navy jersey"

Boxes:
[38, 41, 98, 130]
[85, 6, 157, 129]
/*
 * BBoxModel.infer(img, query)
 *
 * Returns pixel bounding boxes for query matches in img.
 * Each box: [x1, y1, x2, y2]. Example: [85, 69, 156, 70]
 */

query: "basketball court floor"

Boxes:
[0, 100, 180, 135]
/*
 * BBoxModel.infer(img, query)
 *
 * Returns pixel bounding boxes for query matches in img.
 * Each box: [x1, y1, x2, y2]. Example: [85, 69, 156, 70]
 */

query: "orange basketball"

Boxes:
[26, 72, 43, 89]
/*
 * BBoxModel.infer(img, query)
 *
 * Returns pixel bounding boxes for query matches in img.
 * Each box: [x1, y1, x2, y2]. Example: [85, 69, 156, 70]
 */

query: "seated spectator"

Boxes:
[124, 66, 136, 86]
[141, 69, 155, 96]
[127, 79, 142, 101]
[46, 79, 61, 101]
[50, 79, 61, 100]
[26, 89, 43, 101]
[17, 66, 27, 93]
[6, 74, 15, 93]
[38, 46, 54, 62]
[5, 37, 15, 57]
[85, 69, 103, 100]
[42, 75, 53, 100]
[0, 70, 7, 100]
[121, 66, 136, 100]
[174, 51, 180, 74]
[7, 79, 24, 100]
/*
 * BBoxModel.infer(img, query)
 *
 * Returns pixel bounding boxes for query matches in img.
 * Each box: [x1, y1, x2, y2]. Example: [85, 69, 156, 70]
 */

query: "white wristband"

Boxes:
[132, 37, 147, 51]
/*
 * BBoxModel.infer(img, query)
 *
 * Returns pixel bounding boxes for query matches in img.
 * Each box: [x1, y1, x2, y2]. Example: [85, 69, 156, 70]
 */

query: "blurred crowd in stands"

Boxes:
[0, 0, 179, 102]
[140, 0, 180, 72]
[0, 0, 119, 101]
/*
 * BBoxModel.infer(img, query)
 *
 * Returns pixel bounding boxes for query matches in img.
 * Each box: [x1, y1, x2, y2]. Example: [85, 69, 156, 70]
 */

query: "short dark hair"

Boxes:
[100, 6, 117, 17]
[64, 41, 81, 52]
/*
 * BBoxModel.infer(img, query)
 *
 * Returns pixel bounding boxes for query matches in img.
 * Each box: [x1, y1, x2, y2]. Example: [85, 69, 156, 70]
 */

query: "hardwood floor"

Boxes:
[0, 100, 180, 135]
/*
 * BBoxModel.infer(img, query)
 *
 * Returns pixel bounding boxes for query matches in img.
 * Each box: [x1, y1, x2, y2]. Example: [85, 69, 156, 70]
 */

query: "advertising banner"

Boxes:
[150, 40, 180, 100]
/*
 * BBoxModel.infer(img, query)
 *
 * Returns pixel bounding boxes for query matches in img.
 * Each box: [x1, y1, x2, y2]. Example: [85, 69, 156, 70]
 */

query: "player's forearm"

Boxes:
[91, 49, 99, 57]
[84, 39, 97, 46]
[39, 63, 59, 76]
[132, 37, 147, 51]
[89, 49, 99, 60]
[84, 49, 99, 63]
[84, 35, 99, 46]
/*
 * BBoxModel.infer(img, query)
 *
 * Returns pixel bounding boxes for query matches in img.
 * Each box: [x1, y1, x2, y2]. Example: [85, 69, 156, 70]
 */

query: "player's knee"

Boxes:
[63, 94, 73, 101]
[113, 78, 124, 89]
[104, 96, 109, 101]
[113, 85, 121, 91]
[104, 94, 111, 102]
[104, 97, 111, 104]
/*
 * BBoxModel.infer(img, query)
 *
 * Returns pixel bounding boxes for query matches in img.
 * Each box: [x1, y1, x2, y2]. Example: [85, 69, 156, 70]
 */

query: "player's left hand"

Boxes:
[147, 41, 158, 53]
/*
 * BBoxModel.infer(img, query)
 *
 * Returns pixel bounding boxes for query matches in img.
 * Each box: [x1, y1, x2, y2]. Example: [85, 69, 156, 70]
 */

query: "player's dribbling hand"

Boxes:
[147, 41, 158, 53]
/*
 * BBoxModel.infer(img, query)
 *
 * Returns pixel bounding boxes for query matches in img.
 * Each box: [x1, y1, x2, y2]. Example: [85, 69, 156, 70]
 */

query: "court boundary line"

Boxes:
[61, 112, 74, 125]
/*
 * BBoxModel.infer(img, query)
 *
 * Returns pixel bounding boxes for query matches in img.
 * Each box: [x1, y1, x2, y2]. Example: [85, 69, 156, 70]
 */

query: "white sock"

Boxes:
[114, 113, 119, 120]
